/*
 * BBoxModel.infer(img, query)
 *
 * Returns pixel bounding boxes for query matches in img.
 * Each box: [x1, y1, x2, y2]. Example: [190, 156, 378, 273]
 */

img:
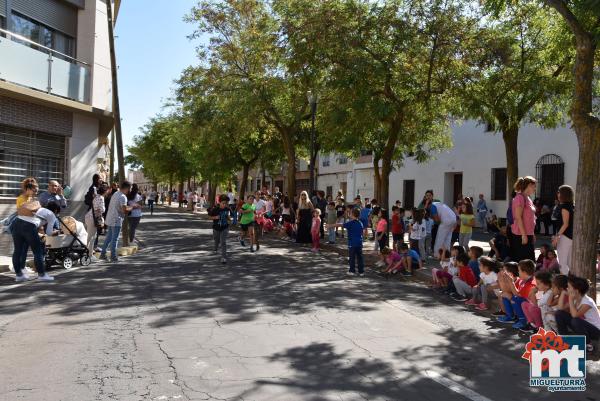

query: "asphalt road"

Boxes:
[0, 208, 598, 401]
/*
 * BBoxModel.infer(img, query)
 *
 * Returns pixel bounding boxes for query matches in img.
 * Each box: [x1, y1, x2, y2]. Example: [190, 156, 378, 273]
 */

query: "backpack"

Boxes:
[84, 187, 95, 209]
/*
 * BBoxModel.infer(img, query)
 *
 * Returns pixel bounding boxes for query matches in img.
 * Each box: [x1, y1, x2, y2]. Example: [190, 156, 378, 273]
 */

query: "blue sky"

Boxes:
[115, 0, 201, 153]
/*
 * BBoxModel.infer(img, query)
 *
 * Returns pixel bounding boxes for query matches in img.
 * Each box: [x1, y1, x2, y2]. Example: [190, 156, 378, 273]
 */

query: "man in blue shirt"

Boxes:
[399, 243, 421, 276]
[336, 208, 365, 277]
[39, 180, 67, 209]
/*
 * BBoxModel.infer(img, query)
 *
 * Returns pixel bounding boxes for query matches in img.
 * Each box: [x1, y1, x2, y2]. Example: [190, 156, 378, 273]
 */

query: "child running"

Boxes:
[239, 195, 259, 252]
[208, 194, 231, 264]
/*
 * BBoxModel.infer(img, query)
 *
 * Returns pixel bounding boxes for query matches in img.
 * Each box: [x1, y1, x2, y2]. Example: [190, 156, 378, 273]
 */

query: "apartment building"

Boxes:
[0, 0, 120, 215]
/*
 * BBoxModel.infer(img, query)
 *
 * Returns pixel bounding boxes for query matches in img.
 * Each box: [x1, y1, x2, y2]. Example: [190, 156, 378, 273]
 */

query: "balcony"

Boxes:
[0, 28, 90, 104]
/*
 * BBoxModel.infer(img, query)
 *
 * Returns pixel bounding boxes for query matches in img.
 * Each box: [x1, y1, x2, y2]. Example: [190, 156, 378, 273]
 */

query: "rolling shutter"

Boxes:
[12, 0, 77, 37]
[0, 125, 66, 198]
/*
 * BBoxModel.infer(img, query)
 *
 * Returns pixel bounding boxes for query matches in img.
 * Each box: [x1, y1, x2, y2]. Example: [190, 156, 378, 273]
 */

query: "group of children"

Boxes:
[426, 242, 600, 352]
[207, 192, 600, 351]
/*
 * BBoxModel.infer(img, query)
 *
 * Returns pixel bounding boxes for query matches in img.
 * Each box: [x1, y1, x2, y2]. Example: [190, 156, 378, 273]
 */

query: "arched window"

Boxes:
[535, 154, 564, 205]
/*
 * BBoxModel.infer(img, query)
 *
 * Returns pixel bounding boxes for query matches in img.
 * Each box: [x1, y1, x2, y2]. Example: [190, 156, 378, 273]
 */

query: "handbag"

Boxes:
[1, 212, 18, 235]
[91, 201, 103, 229]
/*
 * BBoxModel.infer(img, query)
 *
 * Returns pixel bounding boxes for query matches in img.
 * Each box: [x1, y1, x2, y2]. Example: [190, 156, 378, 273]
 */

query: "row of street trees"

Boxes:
[128, 0, 599, 291]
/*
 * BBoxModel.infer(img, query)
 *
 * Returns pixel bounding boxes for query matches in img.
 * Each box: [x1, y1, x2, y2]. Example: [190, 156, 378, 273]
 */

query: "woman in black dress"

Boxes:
[296, 191, 314, 243]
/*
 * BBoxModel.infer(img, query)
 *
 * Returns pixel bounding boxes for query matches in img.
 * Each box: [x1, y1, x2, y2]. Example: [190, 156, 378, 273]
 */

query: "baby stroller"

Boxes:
[44, 216, 91, 270]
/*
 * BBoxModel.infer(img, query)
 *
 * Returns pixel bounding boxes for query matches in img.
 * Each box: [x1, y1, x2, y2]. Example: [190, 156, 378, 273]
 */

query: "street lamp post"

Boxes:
[307, 91, 317, 195]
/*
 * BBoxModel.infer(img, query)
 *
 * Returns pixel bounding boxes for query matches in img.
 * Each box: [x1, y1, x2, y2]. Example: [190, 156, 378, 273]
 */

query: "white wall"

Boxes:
[91, 0, 113, 111]
[70, 114, 100, 201]
[388, 121, 579, 216]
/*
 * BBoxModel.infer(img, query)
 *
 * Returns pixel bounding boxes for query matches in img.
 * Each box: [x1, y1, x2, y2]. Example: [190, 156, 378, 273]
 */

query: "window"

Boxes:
[321, 154, 330, 167]
[491, 168, 507, 200]
[0, 125, 67, 198]
[326, 186, 333, 199]
[255, 179, 261, 191]
[536, 154, 564, 205]
[296, 179, 310, 193]
[337, 154, 348, 164]
[10, 13, 75, 58]
[360, 149, 373, 156]
[403, 180, 415, 209]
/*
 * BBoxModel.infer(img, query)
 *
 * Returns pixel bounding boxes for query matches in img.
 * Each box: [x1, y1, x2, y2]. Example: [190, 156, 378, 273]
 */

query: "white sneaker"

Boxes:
[221, 257, 227, 264]
[90, 256, 99, 262]
[15, 274, 29, 282]
[37, 274, 55, 282]
[346, 271, 355, 276]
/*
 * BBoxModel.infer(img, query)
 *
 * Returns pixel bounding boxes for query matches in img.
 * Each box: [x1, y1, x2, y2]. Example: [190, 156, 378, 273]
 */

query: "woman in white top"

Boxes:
[85, 184, 108, 260]
[555, 275, 600, 352]
[127, 183, 144, 244]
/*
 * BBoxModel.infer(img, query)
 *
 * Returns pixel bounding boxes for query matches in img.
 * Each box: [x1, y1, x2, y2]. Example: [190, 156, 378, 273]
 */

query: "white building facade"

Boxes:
[388, 121, 578, 216]
[315, 121, 578, 217]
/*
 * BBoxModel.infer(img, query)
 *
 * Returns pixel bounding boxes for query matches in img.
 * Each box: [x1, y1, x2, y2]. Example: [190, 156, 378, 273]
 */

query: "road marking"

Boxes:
[423, 370, 494, 401]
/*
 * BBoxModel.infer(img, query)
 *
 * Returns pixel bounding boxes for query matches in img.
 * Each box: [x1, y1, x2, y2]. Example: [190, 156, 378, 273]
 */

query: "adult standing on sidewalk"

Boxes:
[296, 191, 314, 244]
[552, 185, 574, 275]
[511, 176, 537, 262]
[12, 178, 54, 282]
[85, 184, 108, 261]
[100, 181, 136, 263]
[147, 188, 157, 215]
[476, 194, 488, 233]
[127, 183, 143, 245]
[39, 180, 68, 209]
[431, 201, 457, 256]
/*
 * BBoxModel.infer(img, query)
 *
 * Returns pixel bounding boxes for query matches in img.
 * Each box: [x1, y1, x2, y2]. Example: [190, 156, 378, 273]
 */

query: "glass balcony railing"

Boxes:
[0, 28, 90, 104]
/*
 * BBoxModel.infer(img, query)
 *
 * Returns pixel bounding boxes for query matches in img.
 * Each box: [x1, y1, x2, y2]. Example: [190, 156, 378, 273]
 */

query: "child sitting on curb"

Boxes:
[451, 254, 478, 301]
[398, 242, 422, 277]
[438, 245, 465, 296]
[543, 274, 568, 332]
[468, 246, 483, 278]
[521, 271, 553, 334]
[492, 261, 520, 317]
[379, 247, 403, 276]
[431, 249, 451, 289]
[497, 259, 537, 330]
[467, 256, 499, 310]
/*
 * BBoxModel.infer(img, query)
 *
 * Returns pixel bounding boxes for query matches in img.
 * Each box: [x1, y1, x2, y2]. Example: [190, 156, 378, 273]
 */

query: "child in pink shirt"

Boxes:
[311, 209, 321, 252]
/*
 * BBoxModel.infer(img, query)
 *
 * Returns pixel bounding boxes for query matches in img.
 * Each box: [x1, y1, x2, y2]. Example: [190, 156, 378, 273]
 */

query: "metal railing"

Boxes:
[0, 27, 91, 104]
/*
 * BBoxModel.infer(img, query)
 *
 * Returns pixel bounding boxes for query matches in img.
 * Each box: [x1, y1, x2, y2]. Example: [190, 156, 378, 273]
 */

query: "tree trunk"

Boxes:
[502, 125, 519, 197]
[208, 182, 217, 209]
[373, 154, 381, 204]
[379, 119, 401, 209]
[240, 163, 250, 201]
[380, 158, 393, 210]
[281, 131, 297, 200]
[568, 35, 599, 298]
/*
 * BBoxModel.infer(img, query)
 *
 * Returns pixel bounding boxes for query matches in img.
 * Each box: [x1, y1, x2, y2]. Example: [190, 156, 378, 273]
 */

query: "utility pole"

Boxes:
[106, 0, 129, 246]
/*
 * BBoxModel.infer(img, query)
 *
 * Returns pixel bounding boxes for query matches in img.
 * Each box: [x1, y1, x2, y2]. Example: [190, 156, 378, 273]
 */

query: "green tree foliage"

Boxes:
[185, 0, 319, 200]
[459, 2, 571, 193]
[276, 0, 468, 207]
[127, 113, 196, 189]
[487, 0, 600, 294]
